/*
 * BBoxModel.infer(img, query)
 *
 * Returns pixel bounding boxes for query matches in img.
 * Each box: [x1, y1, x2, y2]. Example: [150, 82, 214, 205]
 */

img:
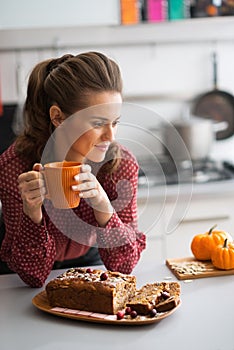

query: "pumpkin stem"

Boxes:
[223, 238, 228, 248]
[208, 224, 217, 235]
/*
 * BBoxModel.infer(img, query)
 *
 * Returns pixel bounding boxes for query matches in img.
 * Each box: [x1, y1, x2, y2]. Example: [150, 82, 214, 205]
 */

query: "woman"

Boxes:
[0, 51, 146, 287]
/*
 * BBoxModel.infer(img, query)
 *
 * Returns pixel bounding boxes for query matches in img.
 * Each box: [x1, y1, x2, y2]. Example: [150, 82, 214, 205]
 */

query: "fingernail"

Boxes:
[81, 164, 91, 172]
[74, 175, 79, 181]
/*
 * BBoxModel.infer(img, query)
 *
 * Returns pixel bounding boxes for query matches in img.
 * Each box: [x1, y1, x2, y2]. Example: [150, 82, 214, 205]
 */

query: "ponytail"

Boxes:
[15, 59, 53, 164]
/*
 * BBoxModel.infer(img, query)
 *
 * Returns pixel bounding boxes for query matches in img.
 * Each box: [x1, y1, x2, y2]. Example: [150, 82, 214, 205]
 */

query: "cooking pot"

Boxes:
[162, 117, 227, 161]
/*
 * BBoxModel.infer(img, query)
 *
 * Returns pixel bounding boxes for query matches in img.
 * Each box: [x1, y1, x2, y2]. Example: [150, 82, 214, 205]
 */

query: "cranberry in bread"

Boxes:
[46, 268, 136, 314]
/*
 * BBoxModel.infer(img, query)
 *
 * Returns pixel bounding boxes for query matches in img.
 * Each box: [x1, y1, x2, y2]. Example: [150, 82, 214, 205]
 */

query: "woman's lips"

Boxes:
[95, 144, 110, 152]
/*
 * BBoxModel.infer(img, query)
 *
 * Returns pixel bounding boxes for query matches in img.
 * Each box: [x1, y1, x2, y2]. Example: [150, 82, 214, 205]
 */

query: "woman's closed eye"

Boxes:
[92, 121, 106, 128]
[112, 119, 120, 127]
[91, 119, 120, 129]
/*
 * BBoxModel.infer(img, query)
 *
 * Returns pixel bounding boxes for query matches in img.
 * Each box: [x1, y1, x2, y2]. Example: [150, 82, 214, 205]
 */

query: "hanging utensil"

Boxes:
[193, 51, 234, 140]
[12, 51, 25, 135]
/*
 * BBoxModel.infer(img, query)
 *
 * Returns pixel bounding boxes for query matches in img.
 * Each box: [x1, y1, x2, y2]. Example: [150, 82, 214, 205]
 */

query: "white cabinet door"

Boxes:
[138, 193, 234, 262]
[137, 198, 167, 262]
[137, 197, 164, 239]
[164, 195, 234, 259]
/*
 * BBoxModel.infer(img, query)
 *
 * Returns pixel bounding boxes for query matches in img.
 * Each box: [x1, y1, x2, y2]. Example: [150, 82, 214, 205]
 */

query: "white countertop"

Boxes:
[138, 178, 234, 202]
[1, 261, 234, 350]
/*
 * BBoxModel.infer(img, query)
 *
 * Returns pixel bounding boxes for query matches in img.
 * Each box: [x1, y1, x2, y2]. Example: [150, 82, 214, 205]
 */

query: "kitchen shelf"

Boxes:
[0, 17, 234, 53]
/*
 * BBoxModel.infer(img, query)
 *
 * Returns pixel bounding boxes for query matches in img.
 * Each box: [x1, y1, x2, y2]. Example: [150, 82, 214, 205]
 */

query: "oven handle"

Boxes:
[180, 214, 230, 224]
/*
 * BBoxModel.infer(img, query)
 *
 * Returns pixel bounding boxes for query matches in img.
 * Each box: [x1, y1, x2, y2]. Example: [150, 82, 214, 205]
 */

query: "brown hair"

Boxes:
[15, 51, 123, 172]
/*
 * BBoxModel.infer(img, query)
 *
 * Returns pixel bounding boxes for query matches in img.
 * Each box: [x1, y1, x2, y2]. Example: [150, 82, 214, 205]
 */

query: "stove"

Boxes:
[138, 156, 234, 188]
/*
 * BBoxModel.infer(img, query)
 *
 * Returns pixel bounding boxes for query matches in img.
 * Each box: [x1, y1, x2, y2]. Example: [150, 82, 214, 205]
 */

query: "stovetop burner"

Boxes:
[138, 156, 234, 188]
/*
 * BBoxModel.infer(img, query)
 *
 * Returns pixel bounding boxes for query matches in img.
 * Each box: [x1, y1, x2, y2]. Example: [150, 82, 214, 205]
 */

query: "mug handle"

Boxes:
[40, 169, 51, 200]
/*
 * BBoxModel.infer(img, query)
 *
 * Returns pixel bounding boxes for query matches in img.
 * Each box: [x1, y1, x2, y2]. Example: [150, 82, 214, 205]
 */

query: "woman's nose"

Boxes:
[103, 124, 115, 141]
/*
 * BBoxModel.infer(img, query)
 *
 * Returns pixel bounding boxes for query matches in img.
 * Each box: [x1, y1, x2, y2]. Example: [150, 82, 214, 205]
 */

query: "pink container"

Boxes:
[146, 0, 168, 22]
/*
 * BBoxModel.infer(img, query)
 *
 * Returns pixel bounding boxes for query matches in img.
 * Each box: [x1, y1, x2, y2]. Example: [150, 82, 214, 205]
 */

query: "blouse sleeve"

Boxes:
[97, 156, 146, 274]
[0, 192, 93, 287]
[0, 190, 57, 287]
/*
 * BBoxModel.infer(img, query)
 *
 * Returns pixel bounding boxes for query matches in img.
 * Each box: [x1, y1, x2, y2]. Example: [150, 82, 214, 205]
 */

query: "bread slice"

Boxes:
[126, 281, 180, 315]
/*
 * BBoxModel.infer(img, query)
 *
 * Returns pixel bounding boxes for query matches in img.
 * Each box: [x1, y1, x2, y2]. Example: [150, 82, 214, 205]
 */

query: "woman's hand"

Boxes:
[72, 164, 113, 227]
[18, 163, 46, 224]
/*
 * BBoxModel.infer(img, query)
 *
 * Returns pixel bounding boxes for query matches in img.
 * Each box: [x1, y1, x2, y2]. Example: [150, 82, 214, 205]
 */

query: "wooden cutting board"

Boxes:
[166, 257, 234, 280]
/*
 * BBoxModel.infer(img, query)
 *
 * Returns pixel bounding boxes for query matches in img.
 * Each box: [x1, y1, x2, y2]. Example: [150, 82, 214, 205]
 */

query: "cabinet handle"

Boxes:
[181, 215, 230, 224]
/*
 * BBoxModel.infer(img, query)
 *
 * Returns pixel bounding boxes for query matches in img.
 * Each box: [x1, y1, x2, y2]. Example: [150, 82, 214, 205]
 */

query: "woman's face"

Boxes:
[58, 91, 122, 163]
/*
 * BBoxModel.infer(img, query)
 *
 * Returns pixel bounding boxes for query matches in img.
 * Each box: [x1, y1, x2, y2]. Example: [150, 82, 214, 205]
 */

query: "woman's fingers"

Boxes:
[74, 170, 94, 182]
[72, 164, 111, 214]
[19, 177, 43, 191]
[17, 164, 45, 224]
[79, 189, 98, 198]
[21, 184, 46, 200]
[80, 164, 92, 173]
[73, 164, 98, 197]
[18, 170, 39, 184]
[33, 163, 44, 172]
[18, 168, 46, 202]
[73, 181, 96, 191]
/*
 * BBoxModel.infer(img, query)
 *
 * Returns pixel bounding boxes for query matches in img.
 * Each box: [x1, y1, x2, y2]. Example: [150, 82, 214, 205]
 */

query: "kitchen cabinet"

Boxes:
[137, 196, 166, 263]
[1, 14, 234, 104]
[137, 186, 234, 262]
[1, 16, 234, 52]
[163, 194, 234, 259]
[0, 0, 120, 30]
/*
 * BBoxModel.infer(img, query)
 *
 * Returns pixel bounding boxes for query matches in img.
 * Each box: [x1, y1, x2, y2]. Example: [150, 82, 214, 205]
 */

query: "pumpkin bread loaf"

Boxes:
[126, 281, 181, 315]
[46, 267, 136, 314]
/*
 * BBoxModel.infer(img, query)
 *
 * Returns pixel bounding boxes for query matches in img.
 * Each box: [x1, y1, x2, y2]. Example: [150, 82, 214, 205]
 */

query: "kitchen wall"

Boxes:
[1, 2, 234, 162]
[0, 0, 120, 28]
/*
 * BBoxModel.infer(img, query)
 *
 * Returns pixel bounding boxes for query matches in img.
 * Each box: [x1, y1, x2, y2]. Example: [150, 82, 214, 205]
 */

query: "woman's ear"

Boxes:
[50, 105, 65, 127]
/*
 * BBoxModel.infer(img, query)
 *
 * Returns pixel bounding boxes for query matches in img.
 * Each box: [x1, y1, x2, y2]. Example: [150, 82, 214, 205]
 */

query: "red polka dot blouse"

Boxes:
[0, 143, 146, 287]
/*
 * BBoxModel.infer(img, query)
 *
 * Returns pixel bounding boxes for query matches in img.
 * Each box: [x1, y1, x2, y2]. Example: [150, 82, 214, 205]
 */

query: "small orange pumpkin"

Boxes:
[211, 239, 234, 270]
[191, 225, 231, 261]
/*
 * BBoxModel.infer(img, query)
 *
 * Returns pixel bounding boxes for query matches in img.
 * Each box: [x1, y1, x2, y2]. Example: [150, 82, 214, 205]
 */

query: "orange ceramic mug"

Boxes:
[43, 161, 81, 209]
